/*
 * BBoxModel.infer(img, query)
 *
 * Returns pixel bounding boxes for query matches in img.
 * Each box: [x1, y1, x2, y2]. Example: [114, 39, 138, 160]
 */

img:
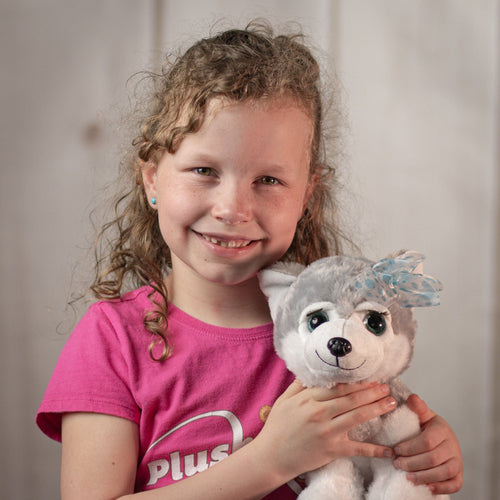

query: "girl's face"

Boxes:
[143, 98, 314, 288]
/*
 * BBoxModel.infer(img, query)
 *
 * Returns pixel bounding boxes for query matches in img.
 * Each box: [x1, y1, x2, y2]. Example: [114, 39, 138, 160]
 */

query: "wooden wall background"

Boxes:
[1, 1, 498, 498]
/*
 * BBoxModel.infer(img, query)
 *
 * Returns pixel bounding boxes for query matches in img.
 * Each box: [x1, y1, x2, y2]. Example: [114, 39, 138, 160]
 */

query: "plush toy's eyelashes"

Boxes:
[364, 310, 387, 336]
[307, 310, 329, 332]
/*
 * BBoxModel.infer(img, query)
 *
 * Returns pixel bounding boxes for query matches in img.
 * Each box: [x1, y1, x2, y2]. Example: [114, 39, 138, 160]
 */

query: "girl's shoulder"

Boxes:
[72, 285, 156, 350]
[100, 284, 155, 306]
[87, 285, 156, 319]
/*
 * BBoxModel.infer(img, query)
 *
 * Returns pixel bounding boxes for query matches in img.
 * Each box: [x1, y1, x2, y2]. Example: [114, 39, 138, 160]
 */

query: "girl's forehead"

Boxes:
[202, 96, 313, 129]
[191, 98, 313, 156]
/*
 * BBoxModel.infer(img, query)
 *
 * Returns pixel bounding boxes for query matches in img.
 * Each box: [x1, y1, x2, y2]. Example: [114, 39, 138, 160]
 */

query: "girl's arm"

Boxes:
[392, 394, 464, 495]
[61, 380, 396, 500]
[61, 413, 139, 499]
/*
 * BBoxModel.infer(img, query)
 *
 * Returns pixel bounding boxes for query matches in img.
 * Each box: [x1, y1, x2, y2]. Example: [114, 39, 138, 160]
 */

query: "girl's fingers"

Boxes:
[347, 440, 394, 459]
[392, 403, 463, 494]
[394, 440, 448, 473]
[427, 471, 464, 496]
[406, 393, 436, 423]
[321, 383, 395, 421]
[300, 381, 397, 427]
[394, 419, 445, 457]
[403, 457, 463, 490]
[308, 380, 380, 402]
[279, 379, 391, 412]
[332, 395, 397, 434]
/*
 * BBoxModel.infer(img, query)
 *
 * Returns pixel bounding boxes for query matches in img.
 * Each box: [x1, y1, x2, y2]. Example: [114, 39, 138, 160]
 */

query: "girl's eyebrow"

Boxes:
[179, 151, 293, 172]
[178, 151, 218, 164]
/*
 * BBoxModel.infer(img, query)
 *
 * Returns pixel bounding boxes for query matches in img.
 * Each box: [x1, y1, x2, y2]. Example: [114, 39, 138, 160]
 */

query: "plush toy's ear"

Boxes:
[258, 267, 298, 320]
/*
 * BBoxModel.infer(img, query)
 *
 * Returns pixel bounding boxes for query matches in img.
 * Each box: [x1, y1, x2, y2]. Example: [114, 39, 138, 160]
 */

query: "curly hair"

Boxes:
[89, 20, 346, 361]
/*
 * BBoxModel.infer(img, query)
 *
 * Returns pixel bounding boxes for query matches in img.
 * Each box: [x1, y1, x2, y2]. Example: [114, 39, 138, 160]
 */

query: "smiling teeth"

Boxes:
[202, 235, 251, 248]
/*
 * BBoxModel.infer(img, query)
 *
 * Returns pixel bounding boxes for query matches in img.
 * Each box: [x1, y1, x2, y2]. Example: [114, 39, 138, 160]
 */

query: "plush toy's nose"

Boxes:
[327, 337, 352, 357]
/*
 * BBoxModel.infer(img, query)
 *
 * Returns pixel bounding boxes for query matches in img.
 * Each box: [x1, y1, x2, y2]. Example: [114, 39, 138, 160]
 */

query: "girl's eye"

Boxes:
[194, 167, 212, 176]
[307, 311, 329, 332]
[364, 311, 386, 336]
[260, 176, 279, 185]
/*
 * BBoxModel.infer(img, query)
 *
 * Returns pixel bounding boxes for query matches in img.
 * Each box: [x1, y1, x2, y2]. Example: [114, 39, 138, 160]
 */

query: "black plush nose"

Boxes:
[327, 337, 352, 357]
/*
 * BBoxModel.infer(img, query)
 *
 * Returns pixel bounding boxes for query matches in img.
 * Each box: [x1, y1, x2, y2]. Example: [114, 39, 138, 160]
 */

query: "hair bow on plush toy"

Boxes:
[354, 251, 443, 308]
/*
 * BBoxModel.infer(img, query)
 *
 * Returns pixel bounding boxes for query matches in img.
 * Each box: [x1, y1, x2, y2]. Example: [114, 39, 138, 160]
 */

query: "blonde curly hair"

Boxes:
[90, 20, 346, 361]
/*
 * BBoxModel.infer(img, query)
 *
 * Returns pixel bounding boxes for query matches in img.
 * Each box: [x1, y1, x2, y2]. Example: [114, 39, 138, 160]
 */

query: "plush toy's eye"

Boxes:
[307, 311, 329, 332]
[364, 311, 386, 336]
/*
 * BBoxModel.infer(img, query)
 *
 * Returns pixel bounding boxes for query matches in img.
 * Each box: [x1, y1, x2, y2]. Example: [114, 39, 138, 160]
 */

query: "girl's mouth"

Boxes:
[197, 232, 254, 248]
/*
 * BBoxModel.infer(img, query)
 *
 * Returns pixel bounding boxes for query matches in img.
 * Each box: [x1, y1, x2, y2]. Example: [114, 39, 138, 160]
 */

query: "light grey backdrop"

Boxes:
[1, 1, 498, 498]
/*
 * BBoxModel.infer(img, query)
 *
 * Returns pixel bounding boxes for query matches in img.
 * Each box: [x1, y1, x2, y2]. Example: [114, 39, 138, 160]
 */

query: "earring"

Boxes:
[151, 197, 157, 206]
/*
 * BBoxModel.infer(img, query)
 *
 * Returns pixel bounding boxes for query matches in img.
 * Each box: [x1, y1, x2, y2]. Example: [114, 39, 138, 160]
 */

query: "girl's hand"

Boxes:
[393, 394, 463, 495]
[254, 378, 396, 482]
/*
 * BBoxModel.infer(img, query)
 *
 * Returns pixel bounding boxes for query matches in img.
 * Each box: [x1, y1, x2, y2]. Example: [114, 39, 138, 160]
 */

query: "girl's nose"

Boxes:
[211, 183, 252, 225]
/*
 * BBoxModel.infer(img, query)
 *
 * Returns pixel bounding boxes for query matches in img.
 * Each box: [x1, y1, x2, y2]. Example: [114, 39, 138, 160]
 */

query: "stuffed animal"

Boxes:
[259, 251, 448, 500]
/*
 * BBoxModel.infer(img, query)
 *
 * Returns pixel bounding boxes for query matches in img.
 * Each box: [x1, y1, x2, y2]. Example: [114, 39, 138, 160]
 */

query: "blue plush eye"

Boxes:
[307, 311, 329, 332]
[364, 311, 386, 336]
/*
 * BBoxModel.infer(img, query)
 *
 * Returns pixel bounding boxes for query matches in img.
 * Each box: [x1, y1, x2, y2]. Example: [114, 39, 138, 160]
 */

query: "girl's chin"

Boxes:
[202, 268, 262, 287]
[168, 243, 286, 288]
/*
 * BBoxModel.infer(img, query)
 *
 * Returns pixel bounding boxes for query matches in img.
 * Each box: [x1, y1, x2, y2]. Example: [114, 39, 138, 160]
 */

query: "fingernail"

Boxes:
[385, 398, 396, 409]
[383, 449, 394, 458]
[380, 384, 390, 394]
[393, 458, 401, 469]
[407, 473, 417, 484]
[394, 446, 402, 456]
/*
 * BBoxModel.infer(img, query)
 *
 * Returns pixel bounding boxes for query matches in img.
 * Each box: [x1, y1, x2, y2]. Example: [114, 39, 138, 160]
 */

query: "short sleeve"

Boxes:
[36, 302, 141, 441]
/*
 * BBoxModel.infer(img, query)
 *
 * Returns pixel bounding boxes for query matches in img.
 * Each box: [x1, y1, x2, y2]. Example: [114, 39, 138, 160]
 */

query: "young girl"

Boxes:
[37, 21, 463, 499]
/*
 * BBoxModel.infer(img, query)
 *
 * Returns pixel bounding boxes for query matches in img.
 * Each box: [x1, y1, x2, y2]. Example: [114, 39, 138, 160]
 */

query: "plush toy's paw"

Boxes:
[367, 468, 450, 500]
[298, 458, 364, 500]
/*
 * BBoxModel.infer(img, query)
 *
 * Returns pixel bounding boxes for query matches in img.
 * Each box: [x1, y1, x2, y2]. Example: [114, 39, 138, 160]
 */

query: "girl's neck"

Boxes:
[165, 271, 272, 329]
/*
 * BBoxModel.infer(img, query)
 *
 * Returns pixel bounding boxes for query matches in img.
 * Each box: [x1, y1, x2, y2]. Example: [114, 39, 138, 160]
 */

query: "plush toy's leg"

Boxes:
[367, 461, 449, 500]
[298, 458, 364, 500]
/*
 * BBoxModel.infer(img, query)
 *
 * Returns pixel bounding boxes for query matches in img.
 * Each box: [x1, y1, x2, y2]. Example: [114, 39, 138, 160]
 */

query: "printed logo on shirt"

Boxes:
[145, 410, 252, 486]
[144, 408, 303, 495]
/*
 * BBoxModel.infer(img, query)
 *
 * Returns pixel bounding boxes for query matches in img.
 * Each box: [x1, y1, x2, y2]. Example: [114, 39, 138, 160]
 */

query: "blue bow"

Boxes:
[355, 251, 443, 308]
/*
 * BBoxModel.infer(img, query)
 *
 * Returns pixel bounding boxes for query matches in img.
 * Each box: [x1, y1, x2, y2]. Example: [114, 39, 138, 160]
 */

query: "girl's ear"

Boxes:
[141, 160, 158, 202]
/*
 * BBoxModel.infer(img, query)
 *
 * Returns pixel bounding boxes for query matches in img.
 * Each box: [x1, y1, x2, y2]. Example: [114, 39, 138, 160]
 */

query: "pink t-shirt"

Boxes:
[36, 286, 300, 497]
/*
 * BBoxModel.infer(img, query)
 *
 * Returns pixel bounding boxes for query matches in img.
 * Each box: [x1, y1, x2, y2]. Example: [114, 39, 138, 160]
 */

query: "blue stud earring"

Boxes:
[151, 197, 157, 206]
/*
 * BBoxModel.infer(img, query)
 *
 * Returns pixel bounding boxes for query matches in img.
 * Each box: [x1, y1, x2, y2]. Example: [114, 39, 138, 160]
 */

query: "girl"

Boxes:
[37, 22, 463, 499]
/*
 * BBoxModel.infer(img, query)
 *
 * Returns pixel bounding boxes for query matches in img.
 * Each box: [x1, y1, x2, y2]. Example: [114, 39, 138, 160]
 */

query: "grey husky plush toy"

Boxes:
[259, 251, 448, 500]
